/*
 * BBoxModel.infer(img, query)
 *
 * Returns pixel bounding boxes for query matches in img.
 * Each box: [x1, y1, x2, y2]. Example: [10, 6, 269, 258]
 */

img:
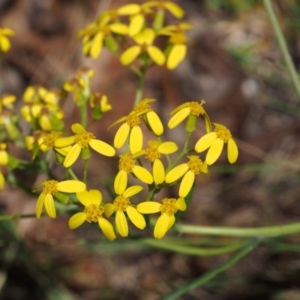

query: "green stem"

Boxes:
[177, 221, 300, 238]
[67, 168, 79, 180]
[161, 239, 260, 300]
[133, 59, 148, 106]
[140, 238, 246, 256]
[263, 0, 300, 100]
[83, 159, 88, 184]
[0, 214, 36, 221]
[80, 103, 88, 128]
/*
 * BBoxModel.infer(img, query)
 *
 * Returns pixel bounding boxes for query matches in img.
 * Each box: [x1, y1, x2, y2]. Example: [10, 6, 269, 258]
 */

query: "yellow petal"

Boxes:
[120, 46, 141, 65]
[153, 159, 165, 185]
[0, 151, 8, 165]
[109, 23, 128, 35]
[227, 138, 238, 164]
[176, 197, 187, 211]
[154, 214, 170, 239]
[39, 115, 52, 131]
[57, 180, 86, 193]
[165, 163, 188, 183]
[114, 123, 130, 149]
[114, 170, 128, 195]
[168, 107, 190, 129]
[129, 15, 144, 36]
[90, 32, 104, 58]
[134, 28, 155, 44]
[89, 139, 115, 157]
[206, 139, 224, 165]
[147, 46, 166, 65]
[116, 211, 128, 237]
[76, 190, 92, 206]
[117, 4, 140, 15]
[167, 44, 187, 69]
[146, 111, 164, 136]
[44, 194, 56, 218]
[132, 165, 153, 184]
[71, 123, 85, 133]
[126, 206, 146, 229]
[98, 218, 116, 241]
[179, 170, 195, 198]
[104, 203, 115, 217]
[55, 136, 75, 148]
[130, 126, 143, 154]
[36, 193, 45, 219]
[158, 142, 178, 154]
[63, 144, 81, 168]
[137, 202, 161, 214]
[89, 189, 102, 205]
[0, 172, 4, 190]
[68, 212, 87, 229]
[123, 185, 143, 198]
[195, 132, 217, 153]
[0, 36, 10, 52]
[164, 2, 184, 18]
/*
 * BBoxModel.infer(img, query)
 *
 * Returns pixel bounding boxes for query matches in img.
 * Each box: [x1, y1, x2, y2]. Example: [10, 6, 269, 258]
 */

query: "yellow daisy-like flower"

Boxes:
[137, 197, 186, 239]
[165, 155, 208, 198]
[104, 176, 146, 237]
[55, 123, 115, 168]
[68, 190, 116, 241]
[158, 22, 192, 69]
[35, 180, 86, 219]
[0, 28, 15, 52]
[168, 100, 211, 132]
[195, 123, 238, 165]
[117, 152, 153, 185]
[133, 99, 164, 136]
[144, 1, 184, 19]
[78, 17, 128, 59]
[117, 3, 152, 36]
[135, 140, 178, 185]
[120, 28, 165, 66]
[109, 110, 148, 154]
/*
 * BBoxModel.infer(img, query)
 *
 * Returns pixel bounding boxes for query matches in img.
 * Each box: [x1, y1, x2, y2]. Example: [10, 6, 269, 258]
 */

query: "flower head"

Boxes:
[104, 176, 146, 237]
[120, 28, 165, 66]
[195, 123, 238, 165]
[165, 155, 208, 198]
[68, 190, 116, 241]
[55, 123, 115, 168]
[0, 28, 15, 52]
[137, 197, 186, 239]
[144, 1, 184, 19]
[35, 180, 86, 219]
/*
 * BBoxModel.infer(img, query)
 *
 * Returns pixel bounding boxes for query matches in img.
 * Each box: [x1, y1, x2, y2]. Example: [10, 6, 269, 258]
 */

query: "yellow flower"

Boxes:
[144, 1, 184, 19]
[137, 197, 186, 239]
[35, 180, 86, 219]
[168, 100, 211, 132]
[135, 140, 178, 185]
[195, 123, 238, 165]
[117, 3, 152, 36]
[165, 155, 208, 198]
[68, 190, 116, 241]
[117, 152, 153, 185]
[158, 22, 192, 69]
[0, 94, 16, 113]
[0, 28, 15, 52]
[104, 176, 146, 237]
[120, 28, 165, 66]
[133, 99, 164, 136]
[78, 17, 128, 58]
[90, 93, 112, 112]
[55, 123, 115, 168]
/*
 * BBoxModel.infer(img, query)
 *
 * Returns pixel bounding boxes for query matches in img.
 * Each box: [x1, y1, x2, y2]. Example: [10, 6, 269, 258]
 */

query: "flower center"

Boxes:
[74, 131, 95, 148]
[134, 102, 151, 114]
[215, 126, 232, 143]
[187, 155, 204, 174]
[145, 147, 160, 162]
[119, 155, 136, 172]
[189, 101, 205, 116]
[42, 180, 58, 194]
[84, 204, 104, 223]
[42, 132, 62, 147]
[114, 196, 130, 212]
[160, 198, 178, 216]
[126, 115, 141, 128]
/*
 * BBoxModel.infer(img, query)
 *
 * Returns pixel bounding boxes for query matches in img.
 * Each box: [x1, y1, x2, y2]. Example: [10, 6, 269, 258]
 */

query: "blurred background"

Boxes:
[1, 0, 300, 299]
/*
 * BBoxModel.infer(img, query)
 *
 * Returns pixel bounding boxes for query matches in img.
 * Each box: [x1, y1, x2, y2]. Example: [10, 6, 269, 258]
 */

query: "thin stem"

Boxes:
[162, 239, 260, 300]
[83, 159, 88, 184]
[67, 168, 79, 180]
[80, 103, 88, 128]
[263, 0, 300, 100]
[133, 59, 148, 106]
[177, 221, 300, 238]
[0, 214, 36, 221]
